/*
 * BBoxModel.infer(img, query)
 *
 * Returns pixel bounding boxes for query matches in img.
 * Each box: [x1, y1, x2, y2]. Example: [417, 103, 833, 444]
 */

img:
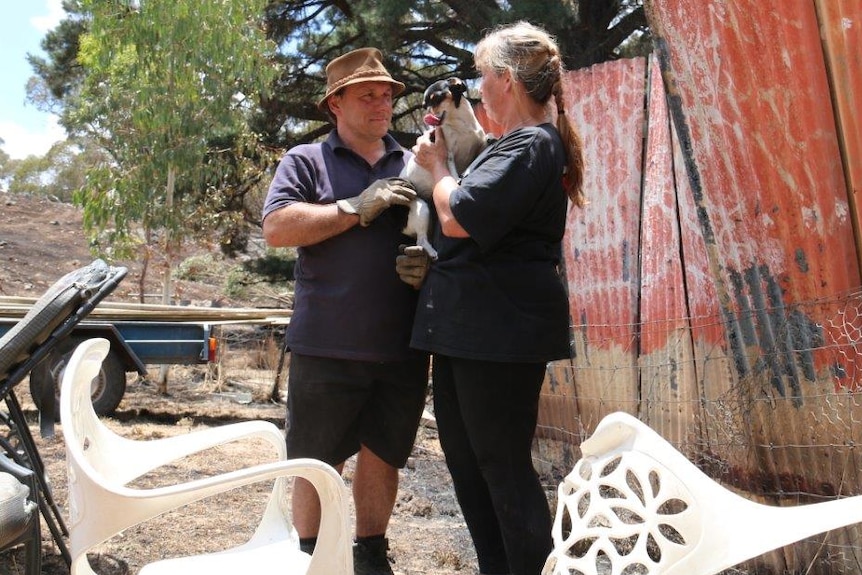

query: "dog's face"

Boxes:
[422, 77, 470, 127]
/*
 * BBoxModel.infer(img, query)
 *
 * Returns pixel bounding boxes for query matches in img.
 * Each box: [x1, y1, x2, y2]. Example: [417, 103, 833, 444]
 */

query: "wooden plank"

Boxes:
[816, 0, 862, 274]
[0, 296, 292, 323]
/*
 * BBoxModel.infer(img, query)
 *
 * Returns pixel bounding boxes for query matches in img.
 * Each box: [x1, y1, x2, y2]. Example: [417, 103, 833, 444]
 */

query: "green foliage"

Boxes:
[0, 143, 9, 191]
[26, 14, 88, 112]
[224, 265, 254, 299]
[3, 155, 52, 196]
[243, 249, 297, 283]
[173, 250, 294, 300]
[70, 0, 278, 260]
[2, 138, 108, 202]
[174, 254, 220, 283]
[259, 0, 650, 149]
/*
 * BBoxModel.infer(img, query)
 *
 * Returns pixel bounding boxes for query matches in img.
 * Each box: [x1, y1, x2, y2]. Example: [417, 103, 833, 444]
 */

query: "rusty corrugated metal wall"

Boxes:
[535, 2, 862, 572]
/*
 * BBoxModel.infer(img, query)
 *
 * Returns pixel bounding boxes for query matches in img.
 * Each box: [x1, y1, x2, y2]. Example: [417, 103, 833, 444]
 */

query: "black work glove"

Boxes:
[396, 244, 431, 289]
[336, 177, 417, 226]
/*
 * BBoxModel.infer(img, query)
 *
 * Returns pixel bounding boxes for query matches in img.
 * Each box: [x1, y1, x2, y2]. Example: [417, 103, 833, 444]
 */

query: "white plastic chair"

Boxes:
[60, 338, 353, 575]
[542, 411, 862, 575]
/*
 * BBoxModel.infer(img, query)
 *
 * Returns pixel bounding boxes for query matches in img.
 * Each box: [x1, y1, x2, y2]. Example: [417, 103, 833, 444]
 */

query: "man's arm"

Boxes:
[264, 178, 416, 247]
[263, 202, 358, 248]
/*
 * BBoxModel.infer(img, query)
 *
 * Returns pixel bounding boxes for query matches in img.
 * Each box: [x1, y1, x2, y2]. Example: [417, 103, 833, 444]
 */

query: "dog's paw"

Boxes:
[418, 238, 438, 261]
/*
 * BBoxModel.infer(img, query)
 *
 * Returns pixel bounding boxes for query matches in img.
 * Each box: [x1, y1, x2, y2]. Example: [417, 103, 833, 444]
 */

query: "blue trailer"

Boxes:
[0, 317, 216, 415]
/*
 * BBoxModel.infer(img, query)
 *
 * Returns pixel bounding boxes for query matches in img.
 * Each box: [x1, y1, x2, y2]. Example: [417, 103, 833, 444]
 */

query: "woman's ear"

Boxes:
[502, 69, 515, 92]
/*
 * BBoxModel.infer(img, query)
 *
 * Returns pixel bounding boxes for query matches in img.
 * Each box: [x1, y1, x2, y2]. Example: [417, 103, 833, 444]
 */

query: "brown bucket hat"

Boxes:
[317, 47, 406, 112]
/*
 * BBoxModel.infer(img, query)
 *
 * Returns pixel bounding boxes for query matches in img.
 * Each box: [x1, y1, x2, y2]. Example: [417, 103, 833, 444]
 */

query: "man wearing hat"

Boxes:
[262, 48, 430, 575]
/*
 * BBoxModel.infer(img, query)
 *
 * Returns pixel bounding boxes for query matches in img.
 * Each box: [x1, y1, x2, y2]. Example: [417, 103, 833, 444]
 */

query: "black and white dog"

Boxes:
[400, 78, 487, 259]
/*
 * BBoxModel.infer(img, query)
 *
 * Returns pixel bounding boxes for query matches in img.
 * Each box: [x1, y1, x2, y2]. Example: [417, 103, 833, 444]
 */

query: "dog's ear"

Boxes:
[446, 77, 468, 107]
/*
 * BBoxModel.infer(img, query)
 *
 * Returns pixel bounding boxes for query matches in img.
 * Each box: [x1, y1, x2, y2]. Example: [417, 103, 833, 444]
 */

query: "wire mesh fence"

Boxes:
[205, 323, 288, 405]
[533, 289, 862, 574]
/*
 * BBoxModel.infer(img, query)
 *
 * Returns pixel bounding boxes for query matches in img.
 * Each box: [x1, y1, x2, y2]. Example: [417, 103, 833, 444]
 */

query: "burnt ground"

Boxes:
[0, 193, 480, 575]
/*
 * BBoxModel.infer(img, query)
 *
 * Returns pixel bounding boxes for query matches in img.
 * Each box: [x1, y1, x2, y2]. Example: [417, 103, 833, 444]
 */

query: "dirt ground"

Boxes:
[0, 193, 489, 574]
[0, 193, 269, 307]
[4, 377, 478, 575]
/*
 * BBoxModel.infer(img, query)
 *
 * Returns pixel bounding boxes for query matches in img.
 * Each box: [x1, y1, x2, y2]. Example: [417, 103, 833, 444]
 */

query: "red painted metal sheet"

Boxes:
[637, 55, 701, 447]
[560, 57, 647, 428]
[646, 0, 860, 386]
[647, 0, 858, 301]
[645, 2, 862, 571]
[529, 12, 862, 556]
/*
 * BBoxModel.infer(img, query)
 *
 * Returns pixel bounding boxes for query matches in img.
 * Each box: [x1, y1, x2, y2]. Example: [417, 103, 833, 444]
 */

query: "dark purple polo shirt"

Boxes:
[263, 131, 422, 361]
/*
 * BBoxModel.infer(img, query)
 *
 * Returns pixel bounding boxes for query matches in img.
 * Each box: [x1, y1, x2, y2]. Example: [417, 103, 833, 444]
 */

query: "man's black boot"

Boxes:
[299, 537, 316, 556]
[353, 536, 394, 575]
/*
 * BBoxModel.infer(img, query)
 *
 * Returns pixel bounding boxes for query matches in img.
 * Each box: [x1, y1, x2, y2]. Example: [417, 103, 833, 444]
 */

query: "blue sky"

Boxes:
[1, 0, 67, 160]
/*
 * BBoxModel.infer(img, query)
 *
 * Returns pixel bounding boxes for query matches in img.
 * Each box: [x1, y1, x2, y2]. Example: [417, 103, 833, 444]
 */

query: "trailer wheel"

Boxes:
[30, 336, 127, 417]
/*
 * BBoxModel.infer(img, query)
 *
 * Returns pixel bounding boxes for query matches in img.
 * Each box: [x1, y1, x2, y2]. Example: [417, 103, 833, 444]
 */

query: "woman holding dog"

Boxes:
[400, 21, 585, 575]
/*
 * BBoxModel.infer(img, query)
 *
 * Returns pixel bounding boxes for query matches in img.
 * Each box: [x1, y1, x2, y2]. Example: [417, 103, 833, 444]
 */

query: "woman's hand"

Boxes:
[413, 127, 469, 239]
[413, 127, 450, 180]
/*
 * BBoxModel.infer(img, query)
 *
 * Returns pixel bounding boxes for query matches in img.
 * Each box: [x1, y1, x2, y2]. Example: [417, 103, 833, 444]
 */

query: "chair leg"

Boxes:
[24, 522, 42, 575]
[2, 394, 71, 566]
[5, 393, 68, 529]
[0, 447, 44, 575]
[19, 474, 43, 575]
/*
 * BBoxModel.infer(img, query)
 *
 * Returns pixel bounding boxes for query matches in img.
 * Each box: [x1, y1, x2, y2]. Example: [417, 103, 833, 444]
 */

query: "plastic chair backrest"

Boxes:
[61, 338, 352, 575]
[542, 412, 862, 575]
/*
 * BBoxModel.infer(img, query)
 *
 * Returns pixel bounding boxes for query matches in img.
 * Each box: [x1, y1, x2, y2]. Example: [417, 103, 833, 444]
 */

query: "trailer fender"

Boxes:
[64, 323, 148, 375]
[29, 325, 144, 419]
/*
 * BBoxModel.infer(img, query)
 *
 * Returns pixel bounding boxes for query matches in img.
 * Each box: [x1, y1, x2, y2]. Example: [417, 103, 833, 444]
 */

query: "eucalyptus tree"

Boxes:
[1, 139, 104, 201]
[69, 0, 278, 302]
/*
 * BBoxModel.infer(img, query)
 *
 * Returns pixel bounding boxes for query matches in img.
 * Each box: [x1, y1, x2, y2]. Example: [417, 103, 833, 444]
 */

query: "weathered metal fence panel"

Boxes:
[646, 0, 862, 503]
[538, 58, 647, 474]
[636, 54, 701, 444]
[537, 1, 862, 572]
[532, 0, 862, 570]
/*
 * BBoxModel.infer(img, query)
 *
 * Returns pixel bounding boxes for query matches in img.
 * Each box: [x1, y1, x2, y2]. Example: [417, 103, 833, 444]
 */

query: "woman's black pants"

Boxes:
[432, 355, 552, 575]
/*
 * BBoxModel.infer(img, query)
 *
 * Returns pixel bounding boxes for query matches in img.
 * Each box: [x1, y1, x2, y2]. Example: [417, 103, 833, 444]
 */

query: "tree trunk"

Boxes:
[157, 165, 177, 394]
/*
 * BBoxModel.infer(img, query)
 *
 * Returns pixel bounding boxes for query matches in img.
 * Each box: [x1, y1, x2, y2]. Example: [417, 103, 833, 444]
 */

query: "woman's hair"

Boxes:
[475, 21, 585, 207]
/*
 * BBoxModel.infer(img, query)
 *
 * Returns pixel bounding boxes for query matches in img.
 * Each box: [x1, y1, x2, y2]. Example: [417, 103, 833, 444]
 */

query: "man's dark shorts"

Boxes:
[285, 353, 430, 468]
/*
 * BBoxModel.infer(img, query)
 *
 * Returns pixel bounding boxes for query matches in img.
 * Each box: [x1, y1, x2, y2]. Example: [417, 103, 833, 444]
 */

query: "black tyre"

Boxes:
[29, 336, 127, 417]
